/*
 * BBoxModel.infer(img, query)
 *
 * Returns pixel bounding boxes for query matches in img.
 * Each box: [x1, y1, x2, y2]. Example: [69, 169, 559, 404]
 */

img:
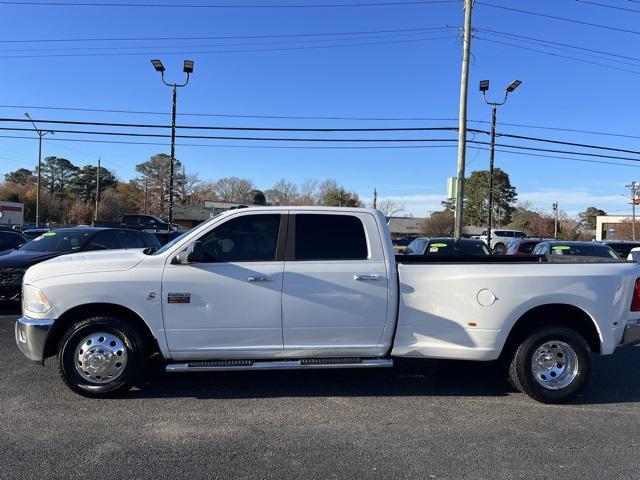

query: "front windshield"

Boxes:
[153, 230, 190, 255]
[154, 214, 221, 255]
[20, 231, 92, 253]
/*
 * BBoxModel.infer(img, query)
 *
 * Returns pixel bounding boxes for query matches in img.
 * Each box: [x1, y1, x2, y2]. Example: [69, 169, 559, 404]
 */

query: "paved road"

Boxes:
[2, 306, 640, 479]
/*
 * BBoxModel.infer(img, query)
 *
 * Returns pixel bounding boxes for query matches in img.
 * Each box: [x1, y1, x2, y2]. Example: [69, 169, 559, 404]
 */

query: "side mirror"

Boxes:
[172, 241, 204, 264]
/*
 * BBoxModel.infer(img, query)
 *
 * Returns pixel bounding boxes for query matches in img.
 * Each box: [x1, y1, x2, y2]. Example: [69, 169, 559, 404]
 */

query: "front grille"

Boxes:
[0, 268, 25, 287]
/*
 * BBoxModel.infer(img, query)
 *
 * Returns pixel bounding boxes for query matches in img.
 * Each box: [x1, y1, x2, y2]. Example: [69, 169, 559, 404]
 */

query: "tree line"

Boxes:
[0, 153, 368, 225]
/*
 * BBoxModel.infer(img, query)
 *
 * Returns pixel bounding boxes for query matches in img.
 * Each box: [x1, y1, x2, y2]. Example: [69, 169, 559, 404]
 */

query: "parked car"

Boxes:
[15, 207, 640, 403]
[0, 230, 27, 252]
[406, 237, 490, 256]
[505, 238, 544, 255]
[480, 229, 527, 254]
[600, 241, 640, 260]
[532, 241, 620, 260]
[392, 236, 418, 247]
[22, 228, 51, 241]
[0, 227, 159, 302]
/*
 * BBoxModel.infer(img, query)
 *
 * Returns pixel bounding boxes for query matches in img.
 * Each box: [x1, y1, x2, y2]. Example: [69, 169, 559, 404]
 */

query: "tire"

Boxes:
[508, 326, 591, 404]
[57, 316, 146, 398]
[493, 243, 506, 255]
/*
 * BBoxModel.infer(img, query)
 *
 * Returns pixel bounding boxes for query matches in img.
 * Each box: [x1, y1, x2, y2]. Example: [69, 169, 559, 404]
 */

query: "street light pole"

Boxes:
[150, 59, 194, 225]
[24, 113, 54, 228]
[479, 79, 522, 250]
[552, 201, 559, 239]
[625, 182, 639, 240]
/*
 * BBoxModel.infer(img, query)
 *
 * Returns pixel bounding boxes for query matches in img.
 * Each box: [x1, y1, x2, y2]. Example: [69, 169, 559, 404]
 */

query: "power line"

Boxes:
[0, 34, 454, 59]
[574, 0, 640, 14]
[0, 30, 453, 54]
[475, 36, 640, 75]
[0, 25, 457, 44]
[0, 0, 460, 8]
[477, 28, 640, 64]
[477, 2, 640, 36]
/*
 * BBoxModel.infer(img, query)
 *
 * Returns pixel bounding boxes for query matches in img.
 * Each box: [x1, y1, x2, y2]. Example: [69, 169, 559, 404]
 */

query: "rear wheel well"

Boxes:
[44, 303, 159, 360]
[502, 304, 601, 358]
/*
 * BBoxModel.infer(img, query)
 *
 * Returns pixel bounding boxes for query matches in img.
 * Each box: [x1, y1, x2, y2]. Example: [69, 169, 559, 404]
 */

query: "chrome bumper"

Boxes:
[620, 320, 640, 347]
[15, 316, 54, 363]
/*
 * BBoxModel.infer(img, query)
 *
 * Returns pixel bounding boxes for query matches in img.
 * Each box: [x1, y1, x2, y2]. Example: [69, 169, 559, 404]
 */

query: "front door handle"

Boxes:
[354, 274, 381, 281]
[248, 276, 273, 282]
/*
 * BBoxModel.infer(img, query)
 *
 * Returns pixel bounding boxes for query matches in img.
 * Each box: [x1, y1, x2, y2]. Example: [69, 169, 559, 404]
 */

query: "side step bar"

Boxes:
[166, 357, 393, 373]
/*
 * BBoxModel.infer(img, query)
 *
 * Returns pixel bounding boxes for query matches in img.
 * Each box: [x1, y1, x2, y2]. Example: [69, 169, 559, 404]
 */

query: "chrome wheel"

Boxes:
[531, 340, 579, 390]
[74, 332, 128, 384]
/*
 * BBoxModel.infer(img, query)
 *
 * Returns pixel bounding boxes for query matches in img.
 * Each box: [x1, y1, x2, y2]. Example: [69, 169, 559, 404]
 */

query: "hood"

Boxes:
[24, 249, 147, 284]
[0, 249, 62, 269]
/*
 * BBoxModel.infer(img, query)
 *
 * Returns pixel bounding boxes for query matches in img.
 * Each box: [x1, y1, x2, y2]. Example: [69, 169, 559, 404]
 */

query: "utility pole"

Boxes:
[553, 201, 559, 239]
[479, 79, 522, 249]
[95, 157, 101, 224]
[625, 182, 639, 240]
[454, 0, 474, 240]
[24, 113, 54, 228]
[373, 188, 378, 210]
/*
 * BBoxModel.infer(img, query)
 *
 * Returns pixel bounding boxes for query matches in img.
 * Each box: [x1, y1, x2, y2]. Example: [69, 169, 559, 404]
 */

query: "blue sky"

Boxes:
[1, 0, 639, 218]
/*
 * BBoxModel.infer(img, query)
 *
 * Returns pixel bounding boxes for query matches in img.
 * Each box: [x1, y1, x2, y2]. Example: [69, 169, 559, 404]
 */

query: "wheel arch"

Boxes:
[44, 303, 161, 361]
[501, 303, 602, 358]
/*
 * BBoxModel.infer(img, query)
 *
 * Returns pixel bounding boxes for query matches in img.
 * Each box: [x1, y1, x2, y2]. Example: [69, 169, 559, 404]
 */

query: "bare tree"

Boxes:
[374, 199, 404, 217]
[297, 178, 318, 205]
[265, 178, 299, 205]
[200, 177, 255, 203]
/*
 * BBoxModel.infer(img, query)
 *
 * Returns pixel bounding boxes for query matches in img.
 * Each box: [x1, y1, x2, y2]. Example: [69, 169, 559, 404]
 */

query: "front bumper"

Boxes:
[619, 319, 640, 347]
[15, 316, 54, 363]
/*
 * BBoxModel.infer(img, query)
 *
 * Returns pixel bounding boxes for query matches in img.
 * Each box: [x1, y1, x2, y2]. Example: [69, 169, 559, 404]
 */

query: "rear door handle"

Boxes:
[354, 274, 381, 281]
[248, 276, 273, 282]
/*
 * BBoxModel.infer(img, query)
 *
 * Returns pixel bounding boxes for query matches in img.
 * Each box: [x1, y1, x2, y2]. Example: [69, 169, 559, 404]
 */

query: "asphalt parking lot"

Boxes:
[2, 306, 640, 479]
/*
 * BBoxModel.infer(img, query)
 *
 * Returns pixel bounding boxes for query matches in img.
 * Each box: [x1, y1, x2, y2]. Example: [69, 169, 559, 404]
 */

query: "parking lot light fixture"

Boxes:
[480, 79, 523, 250]
[150, 58, 194, 224]
[24, 112, 54, 228]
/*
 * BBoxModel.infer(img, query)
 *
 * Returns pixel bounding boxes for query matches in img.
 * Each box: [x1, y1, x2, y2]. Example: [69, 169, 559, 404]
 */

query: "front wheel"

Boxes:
[508, 327, 591, 404]
[57, 316, 146, 397]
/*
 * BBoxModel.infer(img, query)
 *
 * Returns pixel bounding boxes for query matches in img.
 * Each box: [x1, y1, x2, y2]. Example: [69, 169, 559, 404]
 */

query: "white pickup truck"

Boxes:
[15, 207, 640, 403]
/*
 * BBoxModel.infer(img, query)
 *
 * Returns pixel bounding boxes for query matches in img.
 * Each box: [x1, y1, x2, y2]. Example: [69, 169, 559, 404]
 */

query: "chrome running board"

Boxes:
[165, 357, 393, 372]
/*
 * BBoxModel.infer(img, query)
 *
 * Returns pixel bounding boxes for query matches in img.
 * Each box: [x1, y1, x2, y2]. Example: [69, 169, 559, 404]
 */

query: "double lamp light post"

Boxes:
[479, 79, 522, 249]
[150, 58, 194, 224]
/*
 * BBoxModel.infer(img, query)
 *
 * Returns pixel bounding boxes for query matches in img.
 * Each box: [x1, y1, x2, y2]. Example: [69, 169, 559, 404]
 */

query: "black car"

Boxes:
[406, 237, 491, 256]
[22, 228, 51, 241]
[532, 241, 620, 260]
[122, 214, 171, 231]
[0, 227, 160, 301]
[0, 231, 27, 252]
[600, 241, 640, 259]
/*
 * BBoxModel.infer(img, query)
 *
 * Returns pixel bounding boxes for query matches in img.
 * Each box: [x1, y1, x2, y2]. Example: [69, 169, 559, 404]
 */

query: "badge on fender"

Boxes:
[167, 292, 191, 304]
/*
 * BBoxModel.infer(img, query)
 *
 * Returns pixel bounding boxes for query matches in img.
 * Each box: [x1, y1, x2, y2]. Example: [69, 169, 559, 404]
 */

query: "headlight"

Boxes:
[22, 284, 51, 314]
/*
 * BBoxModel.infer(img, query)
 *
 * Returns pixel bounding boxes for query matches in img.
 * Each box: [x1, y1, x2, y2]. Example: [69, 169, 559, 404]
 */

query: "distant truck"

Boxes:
[0, 201, 24, 228]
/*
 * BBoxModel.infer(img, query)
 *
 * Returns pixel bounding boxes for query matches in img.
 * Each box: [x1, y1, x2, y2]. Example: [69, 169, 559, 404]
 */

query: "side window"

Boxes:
[494, 231, 505, 237]
[117, 230, 146, 249]
[294, 214, 368, 261]
[198, 214, 281, 262]
[87, 230, 120, 250]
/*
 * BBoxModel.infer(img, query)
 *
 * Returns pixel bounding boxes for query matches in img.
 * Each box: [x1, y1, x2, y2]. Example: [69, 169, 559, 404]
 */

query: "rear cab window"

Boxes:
[293, 214, 368, 261]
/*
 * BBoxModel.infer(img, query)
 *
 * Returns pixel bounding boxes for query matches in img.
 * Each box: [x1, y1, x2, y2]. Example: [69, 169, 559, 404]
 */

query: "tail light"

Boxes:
[631, 278, 640, 311]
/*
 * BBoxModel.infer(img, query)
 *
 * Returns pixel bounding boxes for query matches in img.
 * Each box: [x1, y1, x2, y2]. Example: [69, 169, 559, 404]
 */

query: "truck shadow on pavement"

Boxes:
[128, 347, 640, 404]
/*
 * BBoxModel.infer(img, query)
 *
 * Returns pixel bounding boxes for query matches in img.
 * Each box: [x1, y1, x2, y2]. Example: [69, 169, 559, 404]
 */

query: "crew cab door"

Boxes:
[161, 212, 287, 358]
[282, 212, 389, 352]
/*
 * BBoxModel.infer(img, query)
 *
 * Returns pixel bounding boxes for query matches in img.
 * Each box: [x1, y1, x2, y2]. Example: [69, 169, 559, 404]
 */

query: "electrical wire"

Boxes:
[477, 2, 640, 36]
[0, 0, 461, 8]
[0, 34, 454, 59]
[573, 0, 640, 14]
